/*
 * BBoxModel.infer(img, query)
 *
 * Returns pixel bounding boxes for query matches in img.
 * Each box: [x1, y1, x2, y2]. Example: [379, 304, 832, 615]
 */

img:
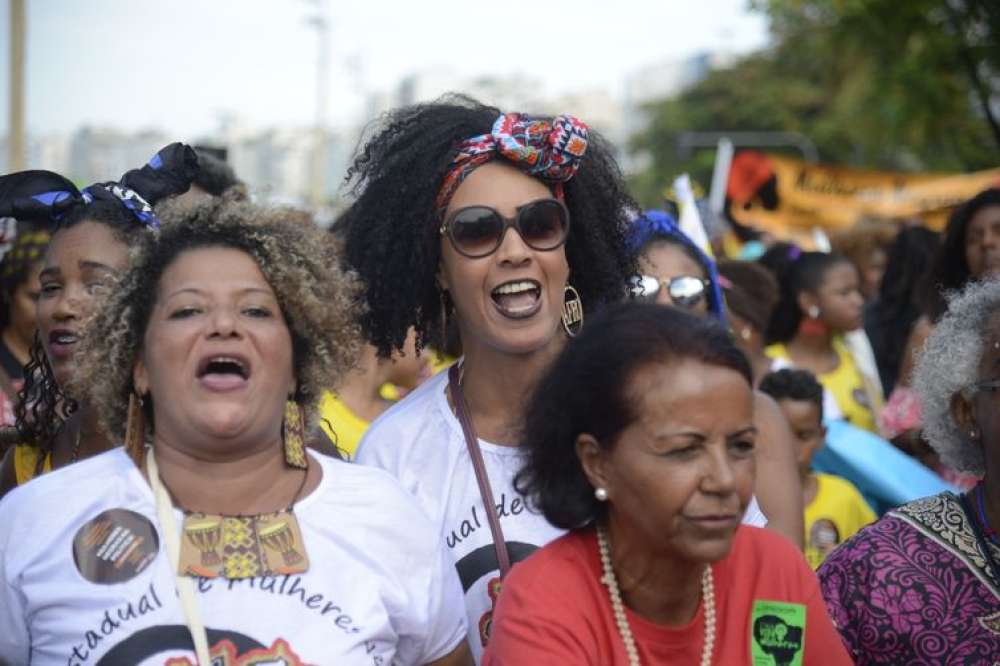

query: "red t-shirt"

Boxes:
[483, 526, 851, 665]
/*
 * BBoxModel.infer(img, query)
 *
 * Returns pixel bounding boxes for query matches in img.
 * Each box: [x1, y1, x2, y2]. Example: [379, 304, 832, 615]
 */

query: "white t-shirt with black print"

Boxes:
[0, 448, 466, 666]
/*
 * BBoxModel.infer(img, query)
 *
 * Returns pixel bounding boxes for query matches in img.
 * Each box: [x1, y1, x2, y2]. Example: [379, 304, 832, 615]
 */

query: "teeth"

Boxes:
[55, 334, 78, 344]
[493, 281, 538, 296]
[209, 356, 245, 371]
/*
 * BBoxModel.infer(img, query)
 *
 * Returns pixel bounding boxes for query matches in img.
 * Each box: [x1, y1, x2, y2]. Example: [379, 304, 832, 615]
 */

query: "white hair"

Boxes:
[914, 278, 1000, 475]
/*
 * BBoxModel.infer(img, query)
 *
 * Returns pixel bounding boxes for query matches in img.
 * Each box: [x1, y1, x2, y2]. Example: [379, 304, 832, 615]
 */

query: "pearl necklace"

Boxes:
[596, 523, 716, 666]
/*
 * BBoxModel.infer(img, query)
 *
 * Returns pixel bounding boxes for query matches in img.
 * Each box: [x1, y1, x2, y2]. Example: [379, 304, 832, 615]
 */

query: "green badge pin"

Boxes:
[750, 599, 806, 666]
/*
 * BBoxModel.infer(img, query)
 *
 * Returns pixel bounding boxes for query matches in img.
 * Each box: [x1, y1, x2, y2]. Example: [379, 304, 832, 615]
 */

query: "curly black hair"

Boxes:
[14, 197, 166, 460]
[922, 187, 1000, 322]
[514, 302, 752, 529]
[192, 149, 243, 197]
[339, 95, 636, 357]
[868, 226, 939, 392]
[758, 242, 853, 345]
[758, 368, 824, 421]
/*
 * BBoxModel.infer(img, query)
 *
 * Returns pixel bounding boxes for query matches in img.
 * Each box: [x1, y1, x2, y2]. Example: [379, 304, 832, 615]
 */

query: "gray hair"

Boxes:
[914, 278, 1000, 475]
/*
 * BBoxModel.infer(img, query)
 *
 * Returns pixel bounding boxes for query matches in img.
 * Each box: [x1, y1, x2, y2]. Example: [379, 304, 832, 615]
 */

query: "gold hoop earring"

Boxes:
[125, 392, 146, 466]
[283, 399, 308, 469]
[562, 284, 584, 337]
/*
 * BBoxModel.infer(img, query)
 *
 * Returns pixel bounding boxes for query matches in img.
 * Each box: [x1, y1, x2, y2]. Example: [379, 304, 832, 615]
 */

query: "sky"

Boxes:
[0, 0, 769, 138]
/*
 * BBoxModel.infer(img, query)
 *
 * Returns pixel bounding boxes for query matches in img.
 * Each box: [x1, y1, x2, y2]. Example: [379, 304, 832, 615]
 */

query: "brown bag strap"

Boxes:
[448, 363, 512, 578]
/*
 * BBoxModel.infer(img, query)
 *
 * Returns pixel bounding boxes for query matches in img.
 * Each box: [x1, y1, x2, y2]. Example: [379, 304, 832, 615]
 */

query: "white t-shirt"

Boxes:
[0, 448, 466, 666]
[355, 370, 767, 662]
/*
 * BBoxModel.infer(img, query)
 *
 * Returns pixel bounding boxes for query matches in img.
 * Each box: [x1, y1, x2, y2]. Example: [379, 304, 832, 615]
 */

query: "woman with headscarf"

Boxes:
[0, 144, 198, 494]
[0, 228, 49, 426]
[819, 278, 1000, 663]
[483, 303, 849, 665]
[628, 211, 803, 548]
[0, 197, 471, 665]
[341, 96, 634, 660]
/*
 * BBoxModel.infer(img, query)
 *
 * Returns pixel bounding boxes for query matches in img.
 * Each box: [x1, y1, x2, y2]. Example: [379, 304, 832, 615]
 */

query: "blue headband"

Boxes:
[0, 142, 199, 231]
[627, 210, 727, 323]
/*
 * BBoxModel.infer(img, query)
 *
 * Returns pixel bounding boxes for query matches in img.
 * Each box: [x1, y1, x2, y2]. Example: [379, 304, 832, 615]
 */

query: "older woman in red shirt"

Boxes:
[483, 303, 849, 665]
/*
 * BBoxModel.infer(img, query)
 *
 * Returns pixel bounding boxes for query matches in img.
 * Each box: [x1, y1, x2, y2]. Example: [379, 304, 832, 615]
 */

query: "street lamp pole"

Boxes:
[9, 0, 27, 171]
[305, 2, 330, 210]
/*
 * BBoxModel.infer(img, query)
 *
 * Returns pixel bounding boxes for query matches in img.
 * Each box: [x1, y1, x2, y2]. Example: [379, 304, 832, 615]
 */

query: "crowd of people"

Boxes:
[0, 95, 997, 664]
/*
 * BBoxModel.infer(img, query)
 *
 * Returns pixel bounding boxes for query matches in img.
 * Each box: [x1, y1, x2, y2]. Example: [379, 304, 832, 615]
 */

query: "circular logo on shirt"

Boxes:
[809, 518, 841, 556]
[73, 509, 160, 584]
[853, 387, 871, 409]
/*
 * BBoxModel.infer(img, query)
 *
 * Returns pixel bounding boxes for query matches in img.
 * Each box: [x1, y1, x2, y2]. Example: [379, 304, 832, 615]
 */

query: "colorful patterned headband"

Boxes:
[0, 230, 50, 282]
[435, 113, 589, 214]
[0, 142, 199, 231]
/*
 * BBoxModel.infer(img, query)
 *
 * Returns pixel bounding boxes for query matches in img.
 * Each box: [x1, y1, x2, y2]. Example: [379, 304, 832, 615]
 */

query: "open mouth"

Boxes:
[490, 279, 542, 319]
[47, 329, 80, 359]
[196, 355, 250, 391]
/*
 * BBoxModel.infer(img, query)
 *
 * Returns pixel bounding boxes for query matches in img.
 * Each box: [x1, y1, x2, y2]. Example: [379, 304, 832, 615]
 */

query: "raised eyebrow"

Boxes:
[726, 426, 759, 440]
[162, 286, 277, 301]
[79, 260, 115, 272]
[654, 430, 706, 443]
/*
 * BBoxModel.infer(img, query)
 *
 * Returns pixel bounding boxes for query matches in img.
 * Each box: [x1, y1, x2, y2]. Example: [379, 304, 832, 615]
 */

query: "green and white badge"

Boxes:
[750, 599, 806, 666]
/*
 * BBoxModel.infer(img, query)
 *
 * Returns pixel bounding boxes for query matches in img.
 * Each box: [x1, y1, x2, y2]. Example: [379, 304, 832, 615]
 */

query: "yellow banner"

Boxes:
[729, 154, 1000, 238]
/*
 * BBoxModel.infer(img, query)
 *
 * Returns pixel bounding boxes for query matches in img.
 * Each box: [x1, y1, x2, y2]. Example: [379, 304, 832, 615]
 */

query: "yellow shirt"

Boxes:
[317, 391, 370, 460]
[13, 444, 51, 486]
[767, 337, 878, 433]
[804, 473, 877, 568]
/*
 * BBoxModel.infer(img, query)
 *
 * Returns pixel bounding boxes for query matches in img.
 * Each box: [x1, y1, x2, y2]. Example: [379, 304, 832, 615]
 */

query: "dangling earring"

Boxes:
[562, 284, 584, 337]
[283, 399, 308, 469]
[799, 305, 828, 337]
[125, 392, 146, 466]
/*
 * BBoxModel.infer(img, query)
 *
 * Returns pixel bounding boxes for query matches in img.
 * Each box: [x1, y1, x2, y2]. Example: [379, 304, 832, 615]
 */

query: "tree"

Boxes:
[631, 0, 999, 207]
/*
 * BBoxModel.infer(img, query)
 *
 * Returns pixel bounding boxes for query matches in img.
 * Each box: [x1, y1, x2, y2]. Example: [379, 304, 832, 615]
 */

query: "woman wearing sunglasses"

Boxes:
[627, 210, 804, 548]
[340, 96, 634, 662]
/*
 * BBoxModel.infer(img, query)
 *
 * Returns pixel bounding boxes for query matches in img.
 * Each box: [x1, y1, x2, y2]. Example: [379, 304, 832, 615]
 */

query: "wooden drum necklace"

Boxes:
[147, 446, 311, 665]
[596, 523, 716, 666]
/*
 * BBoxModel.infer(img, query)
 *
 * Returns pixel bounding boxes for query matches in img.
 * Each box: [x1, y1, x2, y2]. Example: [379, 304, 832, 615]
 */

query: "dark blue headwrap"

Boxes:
[627, 209, 727, 323]
[0, 142, 199, 231]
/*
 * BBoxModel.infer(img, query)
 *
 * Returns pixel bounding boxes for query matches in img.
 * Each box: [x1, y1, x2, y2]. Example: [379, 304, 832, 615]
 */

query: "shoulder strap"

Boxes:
[448, 364, 512, 578]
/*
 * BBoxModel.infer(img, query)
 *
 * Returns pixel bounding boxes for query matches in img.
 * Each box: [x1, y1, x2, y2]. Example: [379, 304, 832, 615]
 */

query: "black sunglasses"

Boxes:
[439, 198, 570, 259]
[629, 274, 711, 309]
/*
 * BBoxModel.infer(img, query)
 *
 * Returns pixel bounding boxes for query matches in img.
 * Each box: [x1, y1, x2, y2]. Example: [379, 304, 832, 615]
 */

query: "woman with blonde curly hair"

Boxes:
[819, 277, 1000, 664]
[0, 198, 471, 665]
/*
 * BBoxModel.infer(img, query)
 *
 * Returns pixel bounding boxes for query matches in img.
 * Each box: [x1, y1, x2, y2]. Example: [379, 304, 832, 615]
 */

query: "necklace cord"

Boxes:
[596, 523, 715, 665]
[146, 446, 213, 664]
